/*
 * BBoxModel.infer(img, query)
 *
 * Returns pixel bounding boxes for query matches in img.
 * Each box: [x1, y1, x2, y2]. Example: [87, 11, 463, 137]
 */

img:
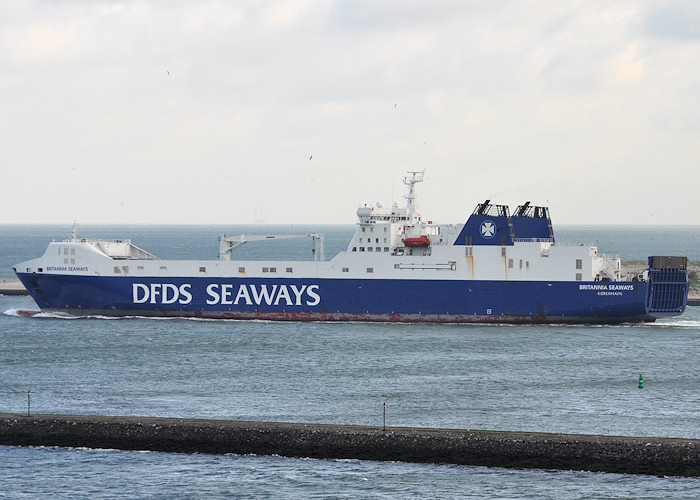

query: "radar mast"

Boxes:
[403, 169, 425, 222]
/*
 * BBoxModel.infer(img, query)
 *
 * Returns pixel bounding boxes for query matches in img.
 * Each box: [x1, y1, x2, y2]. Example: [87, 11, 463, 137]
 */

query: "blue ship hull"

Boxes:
[16, 273, 680, 324]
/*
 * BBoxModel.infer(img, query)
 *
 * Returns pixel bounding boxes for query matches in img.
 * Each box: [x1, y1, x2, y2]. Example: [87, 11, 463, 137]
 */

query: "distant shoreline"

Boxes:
[0, 278, 27, 296]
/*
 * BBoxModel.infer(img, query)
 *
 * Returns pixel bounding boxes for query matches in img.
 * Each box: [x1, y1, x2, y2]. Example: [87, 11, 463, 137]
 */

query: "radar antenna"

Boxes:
[403, 169, 425, 221]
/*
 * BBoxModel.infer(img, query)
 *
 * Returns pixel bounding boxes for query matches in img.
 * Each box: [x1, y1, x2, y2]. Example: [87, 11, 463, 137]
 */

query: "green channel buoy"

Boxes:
[638, 374, 644, 389]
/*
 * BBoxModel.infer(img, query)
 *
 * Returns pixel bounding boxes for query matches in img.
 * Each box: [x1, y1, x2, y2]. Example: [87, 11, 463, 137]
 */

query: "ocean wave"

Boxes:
[654, 317, 700, 329]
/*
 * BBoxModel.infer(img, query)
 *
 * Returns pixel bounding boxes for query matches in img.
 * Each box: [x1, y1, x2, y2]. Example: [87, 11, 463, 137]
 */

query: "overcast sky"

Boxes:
[2, 1, 699, 225]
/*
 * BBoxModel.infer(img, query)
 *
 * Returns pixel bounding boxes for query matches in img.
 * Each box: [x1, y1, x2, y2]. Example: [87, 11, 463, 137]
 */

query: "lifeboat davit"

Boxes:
[403, 235, 431, 247]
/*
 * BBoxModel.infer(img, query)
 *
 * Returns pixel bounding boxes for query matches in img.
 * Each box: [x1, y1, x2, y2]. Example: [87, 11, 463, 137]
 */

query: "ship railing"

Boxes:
[75, 238, 159, 260]
[512, 237, 554, 243]
[75, 237, 132, 244]
[552, 241, 595, 247]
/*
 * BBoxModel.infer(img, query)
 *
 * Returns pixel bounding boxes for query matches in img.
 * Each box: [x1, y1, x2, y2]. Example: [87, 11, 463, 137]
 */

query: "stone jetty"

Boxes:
[1, 414, 698, 477]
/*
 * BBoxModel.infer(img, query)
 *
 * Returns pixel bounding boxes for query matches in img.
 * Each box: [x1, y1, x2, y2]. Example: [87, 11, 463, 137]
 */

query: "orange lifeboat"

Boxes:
[403, 235, 430, 247]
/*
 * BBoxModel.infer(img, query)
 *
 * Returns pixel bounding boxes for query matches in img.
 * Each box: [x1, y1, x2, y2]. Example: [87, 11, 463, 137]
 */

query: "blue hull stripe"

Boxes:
[16, 273, 658, 323]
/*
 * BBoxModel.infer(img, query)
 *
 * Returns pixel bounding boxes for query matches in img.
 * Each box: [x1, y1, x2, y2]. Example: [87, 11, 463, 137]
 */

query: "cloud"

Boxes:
[644, 1, 700, 39]
[0, 1, 699, 225]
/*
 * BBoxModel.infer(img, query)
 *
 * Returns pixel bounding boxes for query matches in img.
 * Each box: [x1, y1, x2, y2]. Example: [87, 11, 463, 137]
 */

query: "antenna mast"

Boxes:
[403, 169, 425, 221]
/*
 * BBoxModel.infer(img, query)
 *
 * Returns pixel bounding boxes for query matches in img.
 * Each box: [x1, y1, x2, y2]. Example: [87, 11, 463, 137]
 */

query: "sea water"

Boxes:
[1, 225, 699, 499]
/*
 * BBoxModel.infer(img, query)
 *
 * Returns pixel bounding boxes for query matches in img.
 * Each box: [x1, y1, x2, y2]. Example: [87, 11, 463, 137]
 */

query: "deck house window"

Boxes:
[342, 267, 349, 272]
[576, 259, 582, 270]
[239, 267, 245, 273]
[366, 267, 374, 273]
[199, 267, 206, 272]
[286, 267, 293, 273]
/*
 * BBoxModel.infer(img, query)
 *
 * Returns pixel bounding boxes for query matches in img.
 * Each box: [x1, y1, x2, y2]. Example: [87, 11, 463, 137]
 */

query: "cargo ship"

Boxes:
[13, 171, 689, 323]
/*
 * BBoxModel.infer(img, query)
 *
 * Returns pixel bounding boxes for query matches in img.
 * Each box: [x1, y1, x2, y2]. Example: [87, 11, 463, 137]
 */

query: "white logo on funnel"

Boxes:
[480, 221, 495, 238]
